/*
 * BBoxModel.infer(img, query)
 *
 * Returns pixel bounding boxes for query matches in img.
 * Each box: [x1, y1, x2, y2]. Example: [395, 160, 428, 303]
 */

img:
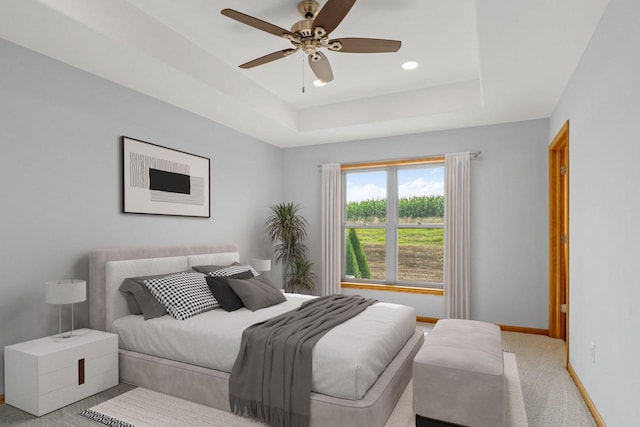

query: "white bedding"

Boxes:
[112, 293, 415, 400]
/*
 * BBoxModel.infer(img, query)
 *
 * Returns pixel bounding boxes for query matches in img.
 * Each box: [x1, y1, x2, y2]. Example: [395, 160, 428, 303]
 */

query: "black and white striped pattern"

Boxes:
[208, 264, 258, 278]
[129, 152, 190, 189]
[144, 272, 217, 320]
[80, 409, 135, 427]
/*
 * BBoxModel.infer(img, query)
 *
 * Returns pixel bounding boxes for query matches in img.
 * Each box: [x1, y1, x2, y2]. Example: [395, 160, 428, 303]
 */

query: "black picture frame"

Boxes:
[122, 136, 210, 218]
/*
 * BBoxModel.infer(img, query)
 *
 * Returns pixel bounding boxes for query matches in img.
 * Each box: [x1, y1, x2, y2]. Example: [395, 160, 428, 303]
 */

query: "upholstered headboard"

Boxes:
[88, 244, 238, 331]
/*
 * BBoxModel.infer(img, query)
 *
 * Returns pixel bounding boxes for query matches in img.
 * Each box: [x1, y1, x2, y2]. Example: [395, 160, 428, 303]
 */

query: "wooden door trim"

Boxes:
[549, 121, 569, 343]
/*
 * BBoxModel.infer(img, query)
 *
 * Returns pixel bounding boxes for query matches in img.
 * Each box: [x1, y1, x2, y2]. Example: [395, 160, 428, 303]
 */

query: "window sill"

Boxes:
[341, 282, 443, 296]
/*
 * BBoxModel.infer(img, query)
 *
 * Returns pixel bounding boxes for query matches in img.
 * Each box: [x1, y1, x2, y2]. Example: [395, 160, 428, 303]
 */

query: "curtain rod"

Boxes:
[317, 151, 482, 169]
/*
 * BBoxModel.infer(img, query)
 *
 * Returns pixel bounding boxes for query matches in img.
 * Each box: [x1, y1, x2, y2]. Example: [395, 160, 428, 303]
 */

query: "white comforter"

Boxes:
[112, 293, 415, 400]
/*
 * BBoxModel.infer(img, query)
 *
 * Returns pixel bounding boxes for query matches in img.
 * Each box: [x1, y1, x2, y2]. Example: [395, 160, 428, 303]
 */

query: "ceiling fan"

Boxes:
[221, 0, 401, 84]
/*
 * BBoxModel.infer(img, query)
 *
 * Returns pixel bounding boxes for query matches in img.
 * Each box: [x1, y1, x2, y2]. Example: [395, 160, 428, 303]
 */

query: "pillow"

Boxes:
[229, 270, 255, 280]
[119, 273, 183, 319]
[119, 283, 142, 315]
[227, 276, 286, 311]
[209, 264, 259, 278]
[205, 276, 244, 312]
[144, 272, 217, 320]
[253, 273, 277, 288]
[191, 262, 240, 275]
[204, 270, 253, 312]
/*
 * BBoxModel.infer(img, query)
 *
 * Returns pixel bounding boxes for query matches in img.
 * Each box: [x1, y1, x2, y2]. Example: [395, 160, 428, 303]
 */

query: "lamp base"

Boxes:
[53, 332, 79, 343]
[54, 302, 77, 341]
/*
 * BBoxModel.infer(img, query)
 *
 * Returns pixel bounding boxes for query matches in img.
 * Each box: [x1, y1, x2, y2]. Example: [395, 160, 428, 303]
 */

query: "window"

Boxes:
[343, 159, 444, 288]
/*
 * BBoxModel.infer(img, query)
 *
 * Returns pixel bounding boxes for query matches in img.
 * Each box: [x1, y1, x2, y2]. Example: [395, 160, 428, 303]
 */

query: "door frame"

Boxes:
[549, 121, 569, 345]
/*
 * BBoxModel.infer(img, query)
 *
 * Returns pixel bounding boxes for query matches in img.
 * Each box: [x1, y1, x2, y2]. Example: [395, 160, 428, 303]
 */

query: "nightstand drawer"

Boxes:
[38, 335, 116, 375]
[39, 351, 117, 395]
[4, 328, 119, 416]
[39, 364, 118, 416]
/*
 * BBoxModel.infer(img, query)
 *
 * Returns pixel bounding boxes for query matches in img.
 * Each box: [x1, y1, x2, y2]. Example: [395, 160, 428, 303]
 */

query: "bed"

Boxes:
[88, 244, 424, 427]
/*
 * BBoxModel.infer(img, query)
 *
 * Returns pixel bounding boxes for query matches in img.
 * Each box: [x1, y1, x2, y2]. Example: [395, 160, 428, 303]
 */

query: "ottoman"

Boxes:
[413, 319, 506, 427]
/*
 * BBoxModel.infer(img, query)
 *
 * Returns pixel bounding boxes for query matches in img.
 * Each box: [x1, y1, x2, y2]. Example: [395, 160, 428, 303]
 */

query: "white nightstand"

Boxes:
[4, 328, 118, 416]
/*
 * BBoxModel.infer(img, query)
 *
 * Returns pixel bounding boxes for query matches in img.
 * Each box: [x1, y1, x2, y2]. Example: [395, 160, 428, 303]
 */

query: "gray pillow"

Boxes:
[191, 262, 239, 275]
[227, 276, 286, 311]
[120, 274, 174, 315]
[119, 272, 199, 319]
[119, 280, 143, 315]
[253, 274, 278, 288]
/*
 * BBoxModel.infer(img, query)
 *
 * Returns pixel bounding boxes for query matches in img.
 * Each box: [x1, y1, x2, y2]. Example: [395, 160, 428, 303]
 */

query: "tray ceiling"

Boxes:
[0, 0, 609, 147]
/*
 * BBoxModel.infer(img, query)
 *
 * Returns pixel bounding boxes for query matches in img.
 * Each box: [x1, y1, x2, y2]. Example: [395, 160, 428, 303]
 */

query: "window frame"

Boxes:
[341, 157, 445, 290]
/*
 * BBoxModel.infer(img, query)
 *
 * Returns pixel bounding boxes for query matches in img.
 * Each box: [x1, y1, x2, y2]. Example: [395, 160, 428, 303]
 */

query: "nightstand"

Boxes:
[4, 328, 118, 416]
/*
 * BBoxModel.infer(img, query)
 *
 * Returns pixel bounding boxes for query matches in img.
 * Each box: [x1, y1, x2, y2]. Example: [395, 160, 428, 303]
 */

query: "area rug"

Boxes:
[81, 352, 527, 427]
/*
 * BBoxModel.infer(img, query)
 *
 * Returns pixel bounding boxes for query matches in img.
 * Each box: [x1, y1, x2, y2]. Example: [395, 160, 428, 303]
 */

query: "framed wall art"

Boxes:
[122, 136, 210, 217]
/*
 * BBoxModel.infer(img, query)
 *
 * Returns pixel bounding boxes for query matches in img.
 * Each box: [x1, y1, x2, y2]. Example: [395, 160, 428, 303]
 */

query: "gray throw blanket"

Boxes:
[229, 294, 377, 427]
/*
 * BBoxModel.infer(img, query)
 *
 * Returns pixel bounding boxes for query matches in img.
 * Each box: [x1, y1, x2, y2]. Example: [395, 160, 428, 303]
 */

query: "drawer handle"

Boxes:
[78, 358, 85, 385]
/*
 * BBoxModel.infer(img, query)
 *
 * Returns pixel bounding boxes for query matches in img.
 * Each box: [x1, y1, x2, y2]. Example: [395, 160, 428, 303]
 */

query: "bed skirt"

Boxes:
[119, 328, 424, 427]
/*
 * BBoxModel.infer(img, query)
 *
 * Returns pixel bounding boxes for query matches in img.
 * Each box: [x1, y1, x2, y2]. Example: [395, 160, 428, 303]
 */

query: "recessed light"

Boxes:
[402, 61, 419, 70]
[313, 79, 327, 87]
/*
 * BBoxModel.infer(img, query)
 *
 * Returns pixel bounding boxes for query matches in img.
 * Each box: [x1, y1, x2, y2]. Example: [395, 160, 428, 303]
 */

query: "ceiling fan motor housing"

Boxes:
[291, 19, 313, 38]
[297, 0, 320, 19]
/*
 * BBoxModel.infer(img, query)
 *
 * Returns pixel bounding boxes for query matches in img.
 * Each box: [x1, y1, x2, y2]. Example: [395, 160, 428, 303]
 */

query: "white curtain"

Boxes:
[321, 164, 342, 296]
[444, 152, 471, 319]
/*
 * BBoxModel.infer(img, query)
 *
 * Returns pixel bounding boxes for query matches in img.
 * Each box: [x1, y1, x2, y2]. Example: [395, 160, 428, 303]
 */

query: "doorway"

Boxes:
[549, 121, 569, 342]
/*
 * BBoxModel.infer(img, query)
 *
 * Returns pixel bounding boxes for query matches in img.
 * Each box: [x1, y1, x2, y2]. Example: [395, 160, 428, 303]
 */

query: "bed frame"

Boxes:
[88, 245, 424, 427]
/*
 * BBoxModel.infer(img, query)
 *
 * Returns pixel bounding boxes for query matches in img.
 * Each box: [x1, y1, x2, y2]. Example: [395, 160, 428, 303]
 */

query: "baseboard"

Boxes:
[499, 324, 549, 336]
[416, 316, 549, 336]
[567, 363, 606, 426]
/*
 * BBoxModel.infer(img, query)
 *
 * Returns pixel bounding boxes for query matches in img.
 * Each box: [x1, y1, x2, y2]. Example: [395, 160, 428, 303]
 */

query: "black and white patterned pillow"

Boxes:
[143, 272, 217, 320]
[208, 264, 259, 278]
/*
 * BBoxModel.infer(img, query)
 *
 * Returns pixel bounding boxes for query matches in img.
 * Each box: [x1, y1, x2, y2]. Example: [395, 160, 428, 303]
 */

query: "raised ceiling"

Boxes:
[0, 0, 609, 147]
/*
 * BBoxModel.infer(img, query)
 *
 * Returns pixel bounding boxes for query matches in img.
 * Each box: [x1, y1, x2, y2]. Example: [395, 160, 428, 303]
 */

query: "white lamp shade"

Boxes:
[251, 259, 271, 272]
[45, 280, 86, 304]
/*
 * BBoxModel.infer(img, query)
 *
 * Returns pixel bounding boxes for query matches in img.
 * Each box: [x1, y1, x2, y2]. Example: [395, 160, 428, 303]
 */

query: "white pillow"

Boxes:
[144, 272, 217, 320]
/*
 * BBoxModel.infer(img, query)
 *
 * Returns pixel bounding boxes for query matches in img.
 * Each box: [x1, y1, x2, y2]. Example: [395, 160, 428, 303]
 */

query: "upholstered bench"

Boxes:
[413, 319, 505, 427]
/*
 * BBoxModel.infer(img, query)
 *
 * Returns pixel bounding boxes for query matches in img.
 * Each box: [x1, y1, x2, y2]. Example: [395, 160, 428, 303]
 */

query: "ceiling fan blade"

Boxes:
[308, 52, 334, 83]
[221, 9, 291, 38]
[240, 49, 297, 69]
[312, 0, 356, 35]
[330, 38, 401, 53]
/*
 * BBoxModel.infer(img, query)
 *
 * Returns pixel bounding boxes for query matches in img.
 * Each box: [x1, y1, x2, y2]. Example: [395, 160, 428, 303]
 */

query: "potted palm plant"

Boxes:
[265, 202, 316, 293]
[288, 259, 316, 294]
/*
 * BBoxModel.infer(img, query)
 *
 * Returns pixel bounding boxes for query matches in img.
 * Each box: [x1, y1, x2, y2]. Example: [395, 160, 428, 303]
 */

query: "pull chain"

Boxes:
[302, 54, 305, 93]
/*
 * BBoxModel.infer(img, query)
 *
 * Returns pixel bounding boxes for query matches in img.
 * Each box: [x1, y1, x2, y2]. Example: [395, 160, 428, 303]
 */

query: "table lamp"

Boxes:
[45, 279, 86, 339]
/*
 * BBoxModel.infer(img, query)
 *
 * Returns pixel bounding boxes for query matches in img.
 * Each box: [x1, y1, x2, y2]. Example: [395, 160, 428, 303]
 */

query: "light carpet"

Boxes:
[81, 352, 526, 427]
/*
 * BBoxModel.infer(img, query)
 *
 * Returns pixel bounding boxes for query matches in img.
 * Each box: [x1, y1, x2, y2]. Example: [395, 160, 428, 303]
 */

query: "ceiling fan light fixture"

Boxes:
[328, 41, 342, 51]
[314, 26, 327, 38]
[402, 61, 419, 70]
[313, 79, 327, 87]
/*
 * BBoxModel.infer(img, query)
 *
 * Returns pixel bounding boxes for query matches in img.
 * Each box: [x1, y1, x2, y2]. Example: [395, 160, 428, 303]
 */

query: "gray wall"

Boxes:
[282, 119, 550, 328]
[0, 39, 282, 394]
[550, 0, 640, 424]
